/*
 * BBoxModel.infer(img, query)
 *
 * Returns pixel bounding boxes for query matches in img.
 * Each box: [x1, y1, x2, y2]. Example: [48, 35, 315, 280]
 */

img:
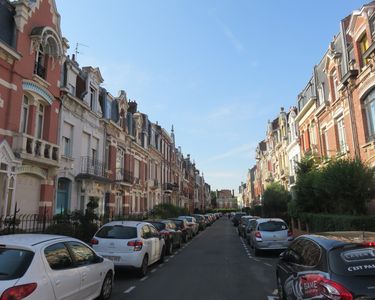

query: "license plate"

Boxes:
[103, 255, 120, 262]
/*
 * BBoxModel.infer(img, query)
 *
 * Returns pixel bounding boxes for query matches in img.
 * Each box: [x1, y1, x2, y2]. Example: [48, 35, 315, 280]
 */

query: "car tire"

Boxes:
[137, 254, 148, 277]
[277, 274, 286, 300]
[178, 237, 182, 248]
[159, 246, 166, 263]
[167, 241, 173, 255]
[99, 271, 113, 300]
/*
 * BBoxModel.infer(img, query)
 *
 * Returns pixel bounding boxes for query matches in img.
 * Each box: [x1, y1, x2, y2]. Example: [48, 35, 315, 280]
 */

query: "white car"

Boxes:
[0, 234, 114, 300]
[91, 221, 166, 277]
[177, 216, 199, 235]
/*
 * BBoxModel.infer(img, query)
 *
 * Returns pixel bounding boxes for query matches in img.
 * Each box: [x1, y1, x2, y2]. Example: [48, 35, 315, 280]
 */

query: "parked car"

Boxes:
[91, 221, 165, 277]
[248, 218, 293, 255]
[146, 219, 182, 255]
[192, 214, 207, 231]
[276, 231, 375, 300]
[203, 215, 212, 226]
[0, 234, 114, 300]
[244, 218, 259, 244]
[232, 212, 247, 226]
[178, 216, 199, 235]
[237, 215, 257, 238]
[169, 218, 193, 242]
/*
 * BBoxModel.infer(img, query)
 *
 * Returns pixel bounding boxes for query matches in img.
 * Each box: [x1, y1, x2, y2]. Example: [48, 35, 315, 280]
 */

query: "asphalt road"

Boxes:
[110, 217, 280, 300]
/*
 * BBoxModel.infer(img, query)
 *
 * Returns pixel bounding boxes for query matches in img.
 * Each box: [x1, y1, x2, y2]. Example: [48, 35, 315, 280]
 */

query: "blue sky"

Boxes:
[55, 0, 366, 193]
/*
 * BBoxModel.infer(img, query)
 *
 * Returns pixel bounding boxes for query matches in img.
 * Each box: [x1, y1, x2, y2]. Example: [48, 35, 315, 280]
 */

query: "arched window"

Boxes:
[364, 89, 375, 140]
[34, 44, 47, 78]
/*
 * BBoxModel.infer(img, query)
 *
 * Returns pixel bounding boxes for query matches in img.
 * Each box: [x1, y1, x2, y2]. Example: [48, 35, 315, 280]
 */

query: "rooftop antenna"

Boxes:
[74, 42, 89, 60]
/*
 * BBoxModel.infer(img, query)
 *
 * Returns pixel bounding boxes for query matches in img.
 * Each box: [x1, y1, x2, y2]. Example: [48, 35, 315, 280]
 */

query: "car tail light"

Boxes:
[300, 274, 352, 300]
[90, 238, 99, 245]
[127, 240, 143, 251]
[363, 241, 375, 247]
[318, 278, 353, 300]
[255, 231, 262, 239]
[0, 283, 37, 300]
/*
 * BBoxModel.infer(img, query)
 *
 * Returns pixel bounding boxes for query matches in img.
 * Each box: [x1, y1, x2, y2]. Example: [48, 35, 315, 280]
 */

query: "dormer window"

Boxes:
[318, 83, 325, 105]
[358, 33, 369, 67]
[331, 70, 339, 102]
[90, 87, 96, 111]
[34, 45, 47, 79]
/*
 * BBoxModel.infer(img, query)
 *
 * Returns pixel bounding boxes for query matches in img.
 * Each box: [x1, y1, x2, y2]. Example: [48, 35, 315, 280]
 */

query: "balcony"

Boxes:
[163, 182, 179, 192]
[115, 168, 134, 184]
[149, 179, 159, 189]
[13, 133, 59, 167]
[76, 156, 111, 183]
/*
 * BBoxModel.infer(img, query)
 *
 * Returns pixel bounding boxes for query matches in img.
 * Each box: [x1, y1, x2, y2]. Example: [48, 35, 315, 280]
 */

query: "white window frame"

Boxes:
[364, 89, 375, 140]
[36, 103, 44, 139]
[20, 95, 29, 134]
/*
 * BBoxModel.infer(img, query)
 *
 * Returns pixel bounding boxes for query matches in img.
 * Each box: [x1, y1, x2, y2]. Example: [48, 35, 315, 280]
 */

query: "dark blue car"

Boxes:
[276, 231, 375, 300]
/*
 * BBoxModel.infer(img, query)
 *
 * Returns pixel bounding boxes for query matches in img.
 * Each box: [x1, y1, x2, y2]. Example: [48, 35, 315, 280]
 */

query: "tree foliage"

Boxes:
[293, 158, 375, 216]
[262, 182, 290, 217]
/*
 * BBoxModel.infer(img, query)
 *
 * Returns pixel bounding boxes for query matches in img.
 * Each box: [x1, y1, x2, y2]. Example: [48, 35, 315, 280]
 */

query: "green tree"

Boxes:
[293, 157, 375, 215]
[262, 182, 290, 217]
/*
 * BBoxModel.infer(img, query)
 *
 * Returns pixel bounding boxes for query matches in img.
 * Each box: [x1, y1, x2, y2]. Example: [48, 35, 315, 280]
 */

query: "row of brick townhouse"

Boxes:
[0, 0, 210, 219]
[240, 1, 375, 211]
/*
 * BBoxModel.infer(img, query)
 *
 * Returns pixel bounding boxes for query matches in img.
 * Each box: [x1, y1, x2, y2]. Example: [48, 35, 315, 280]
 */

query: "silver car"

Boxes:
[248, 218, 293, 256]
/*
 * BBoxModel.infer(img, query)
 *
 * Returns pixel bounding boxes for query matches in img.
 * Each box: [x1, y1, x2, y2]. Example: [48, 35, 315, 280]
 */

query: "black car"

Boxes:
[169, 218, 193, 243]
[276, 231, 375, 300]
[232, 212, 246, 227]
[146, 220, 182, 255]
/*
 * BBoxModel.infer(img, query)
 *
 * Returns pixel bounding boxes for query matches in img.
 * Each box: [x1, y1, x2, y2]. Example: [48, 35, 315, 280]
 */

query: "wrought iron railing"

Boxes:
[115, 168, 134, 183]
[80, 156, 109, 178]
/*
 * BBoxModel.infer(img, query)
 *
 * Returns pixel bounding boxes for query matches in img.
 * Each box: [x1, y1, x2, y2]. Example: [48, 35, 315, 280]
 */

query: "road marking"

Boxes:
[140, 276, 148, 282]
[253, 258, 260, 262]
[272, 289, 278, 295]
[151, 269, 157, 273]
[264, 263, 273, 267]
[124, 286, 136, 294]
[159, 263, 164, 268]
[175, 251, 179, 254]
[170, 255, 175, 258]
[267, 296, 279, 300]
[165, 259, 169, 262]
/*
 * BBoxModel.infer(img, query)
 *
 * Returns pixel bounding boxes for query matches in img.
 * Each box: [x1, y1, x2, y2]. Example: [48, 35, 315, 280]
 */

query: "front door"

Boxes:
[56, 178, 70, 214]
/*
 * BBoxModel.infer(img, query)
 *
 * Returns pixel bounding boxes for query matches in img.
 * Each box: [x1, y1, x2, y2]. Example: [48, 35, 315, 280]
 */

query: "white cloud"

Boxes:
[207, 143, 255, 162]
[221, 23, 245, 53]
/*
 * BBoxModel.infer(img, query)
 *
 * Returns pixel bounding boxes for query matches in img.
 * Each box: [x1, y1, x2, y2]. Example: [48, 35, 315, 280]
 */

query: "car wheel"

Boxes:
[167, 241, 173, 255]
[99, 271, 113, 300]
[138, 254, 148, 277]
[159, 246, 166, 263]
[178, 237, 182, 248]
[277, 274, 286, 300]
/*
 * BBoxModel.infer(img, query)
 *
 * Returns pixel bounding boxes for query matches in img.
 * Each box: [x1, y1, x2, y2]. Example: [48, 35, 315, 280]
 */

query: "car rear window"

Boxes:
[96, 225, 137, 239]
[149, 222, 165, 231]
[0, 248, 34, 280]
[329, 246, 375, 276]
[258, 221, 287, 232]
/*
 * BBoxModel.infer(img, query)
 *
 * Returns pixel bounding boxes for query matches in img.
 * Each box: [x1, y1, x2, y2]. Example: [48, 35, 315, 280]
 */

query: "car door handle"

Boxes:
[55, 280, 61, 286]
[82, 273, 87, 281]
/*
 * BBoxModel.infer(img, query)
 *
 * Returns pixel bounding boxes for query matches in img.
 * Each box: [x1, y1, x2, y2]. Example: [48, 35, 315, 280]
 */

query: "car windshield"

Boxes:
[186, 217, 193, 222]
[329, 245, 375, 276]
[258, 221, 287, 232]
[96, 225, 137, 239]
[0, 248, 34, 280]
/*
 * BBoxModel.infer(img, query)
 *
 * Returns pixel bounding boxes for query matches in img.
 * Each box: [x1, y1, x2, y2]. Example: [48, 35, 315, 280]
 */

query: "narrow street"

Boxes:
[111, 217, 279, 300]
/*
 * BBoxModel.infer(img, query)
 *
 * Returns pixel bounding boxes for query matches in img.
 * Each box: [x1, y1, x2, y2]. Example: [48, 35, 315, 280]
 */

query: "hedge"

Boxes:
[300, 213, 375, 232]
